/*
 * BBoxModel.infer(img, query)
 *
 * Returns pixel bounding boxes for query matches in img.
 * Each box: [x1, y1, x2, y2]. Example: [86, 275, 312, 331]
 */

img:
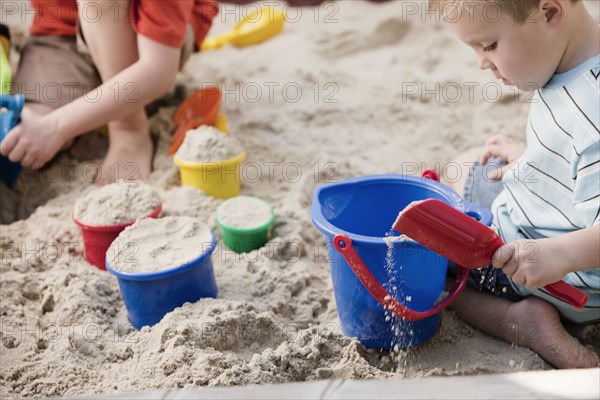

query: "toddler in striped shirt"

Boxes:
[431, 0, 599, 368]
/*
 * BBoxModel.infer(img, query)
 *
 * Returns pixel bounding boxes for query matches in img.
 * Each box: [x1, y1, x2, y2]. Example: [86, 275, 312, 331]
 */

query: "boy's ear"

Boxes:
[538, 0, 565, 28]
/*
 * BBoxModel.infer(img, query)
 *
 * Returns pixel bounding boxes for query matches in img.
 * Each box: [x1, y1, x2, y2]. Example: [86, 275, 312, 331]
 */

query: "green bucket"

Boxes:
[216, 196, 275, 253]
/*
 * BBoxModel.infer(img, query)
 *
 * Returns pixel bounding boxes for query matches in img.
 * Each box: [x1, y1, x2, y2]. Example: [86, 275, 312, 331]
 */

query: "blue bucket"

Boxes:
[106, 235, 218, 329]
[0, 94, 24, 186]
[311, 174, 492, 349]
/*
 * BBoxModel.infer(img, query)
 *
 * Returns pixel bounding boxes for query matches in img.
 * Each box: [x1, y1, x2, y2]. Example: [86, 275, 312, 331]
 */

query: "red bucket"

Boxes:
[73, 205, 162, 270]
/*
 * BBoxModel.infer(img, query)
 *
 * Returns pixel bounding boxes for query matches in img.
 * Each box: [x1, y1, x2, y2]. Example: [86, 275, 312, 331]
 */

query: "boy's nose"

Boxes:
[478, 56, 494, 70]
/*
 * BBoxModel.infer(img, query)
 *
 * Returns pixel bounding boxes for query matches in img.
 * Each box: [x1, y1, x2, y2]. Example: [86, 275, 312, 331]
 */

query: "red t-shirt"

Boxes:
[29, 0, 218, 49]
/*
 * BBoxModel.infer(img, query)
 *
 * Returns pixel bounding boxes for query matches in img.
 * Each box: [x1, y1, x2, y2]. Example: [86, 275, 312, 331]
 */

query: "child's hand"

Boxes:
[492, 238, 569, 291]
[0, 107, 65, 169]
[479, 134, 526, 181]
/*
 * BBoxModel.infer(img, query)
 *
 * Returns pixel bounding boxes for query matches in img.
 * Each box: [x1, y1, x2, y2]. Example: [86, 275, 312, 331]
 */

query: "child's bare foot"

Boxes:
[565, 322, 600, 355]
[504, 297, 599, 369]
[449, 285, 599, 369]
[95, 115, 152, 185]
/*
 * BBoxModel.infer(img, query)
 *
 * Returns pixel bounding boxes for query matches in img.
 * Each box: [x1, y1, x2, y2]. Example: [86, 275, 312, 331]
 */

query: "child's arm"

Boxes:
[492, 225, 600, 290]
[0, 35, 180, 168]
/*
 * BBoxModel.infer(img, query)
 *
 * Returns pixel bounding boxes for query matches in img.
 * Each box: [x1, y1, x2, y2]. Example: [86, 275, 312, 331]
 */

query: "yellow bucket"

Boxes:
[174, 152, 246, 199]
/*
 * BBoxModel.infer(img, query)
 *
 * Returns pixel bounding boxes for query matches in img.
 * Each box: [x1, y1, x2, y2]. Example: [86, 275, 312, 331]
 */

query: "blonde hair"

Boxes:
[428, 0, 578, 23]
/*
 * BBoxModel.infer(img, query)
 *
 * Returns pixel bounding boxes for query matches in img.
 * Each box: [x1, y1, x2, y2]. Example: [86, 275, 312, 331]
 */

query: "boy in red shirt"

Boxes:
[1, 0, 218, 184]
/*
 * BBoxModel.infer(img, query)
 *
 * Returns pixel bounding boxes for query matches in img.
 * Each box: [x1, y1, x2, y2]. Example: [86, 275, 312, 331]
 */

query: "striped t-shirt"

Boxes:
[491, 56, 600, 324]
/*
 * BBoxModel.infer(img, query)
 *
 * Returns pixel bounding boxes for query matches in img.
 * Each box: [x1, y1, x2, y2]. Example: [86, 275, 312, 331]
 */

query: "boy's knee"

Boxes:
[443, 147, 481, 189]
[513, 296, 560, 325]
[452, 147, 482, 166]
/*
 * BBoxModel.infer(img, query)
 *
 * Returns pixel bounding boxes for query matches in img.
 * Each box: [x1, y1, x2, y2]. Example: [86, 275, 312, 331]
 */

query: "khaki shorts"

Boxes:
[14, 27, 194, 109]
[13, 35, 101, 109]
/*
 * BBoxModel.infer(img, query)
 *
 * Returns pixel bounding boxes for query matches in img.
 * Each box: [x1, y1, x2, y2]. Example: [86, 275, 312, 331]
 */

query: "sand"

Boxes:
[107, 217, 214, 274]
[217, 196, 274, 229]
[175, 126, 244, 163]
[73, 181, 162, 226]
[1, 1, 599, 398]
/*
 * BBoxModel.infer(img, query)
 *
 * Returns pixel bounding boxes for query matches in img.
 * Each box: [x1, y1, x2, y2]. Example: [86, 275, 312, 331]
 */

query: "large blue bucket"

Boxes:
[311, 174, 492, 349]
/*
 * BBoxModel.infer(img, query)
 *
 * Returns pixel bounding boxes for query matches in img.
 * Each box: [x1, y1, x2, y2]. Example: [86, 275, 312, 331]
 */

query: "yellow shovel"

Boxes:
[201, 7, 286, 51]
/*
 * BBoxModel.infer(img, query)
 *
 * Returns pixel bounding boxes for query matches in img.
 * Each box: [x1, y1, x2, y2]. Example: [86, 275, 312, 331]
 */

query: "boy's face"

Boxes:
[447, 3, 561, 91]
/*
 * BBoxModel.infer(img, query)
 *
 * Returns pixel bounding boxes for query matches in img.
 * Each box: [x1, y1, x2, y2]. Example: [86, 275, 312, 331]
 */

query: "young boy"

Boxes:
[0, 0, 218, 184]
[432, 0, 599, 368]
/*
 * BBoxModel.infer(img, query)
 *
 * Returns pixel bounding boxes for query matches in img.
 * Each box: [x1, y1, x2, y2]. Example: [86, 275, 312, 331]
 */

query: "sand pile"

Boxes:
[107, 217, 213, 273]
[175, 126, 244, 163]
[73, 181, 161, 226]
[2, 1, 599, 398]
[217, 196, 274, 229]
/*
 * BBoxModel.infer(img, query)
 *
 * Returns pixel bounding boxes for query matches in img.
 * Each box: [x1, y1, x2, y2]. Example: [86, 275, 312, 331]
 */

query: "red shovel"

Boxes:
[167, 86, 221, 156]
[392, 199, 588, 308]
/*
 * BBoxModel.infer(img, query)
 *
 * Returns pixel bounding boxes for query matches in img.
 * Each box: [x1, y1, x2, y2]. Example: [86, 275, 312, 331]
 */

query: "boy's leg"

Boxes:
[448, 284, 599, 368]
[14, 35, 102, 152]
[26, 103, 52, 117]
[446, 148, 507, 211]
[78, 0, 152, 184]
[565, 323, 600, 356]
[444, 147, 482, 196]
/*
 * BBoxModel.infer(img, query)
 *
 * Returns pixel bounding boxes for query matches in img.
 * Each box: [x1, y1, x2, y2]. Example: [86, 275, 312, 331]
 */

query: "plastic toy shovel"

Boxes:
[392, 199, 588, 308]
[201, 7, 286, 51]
[167, 86, 221, 156]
